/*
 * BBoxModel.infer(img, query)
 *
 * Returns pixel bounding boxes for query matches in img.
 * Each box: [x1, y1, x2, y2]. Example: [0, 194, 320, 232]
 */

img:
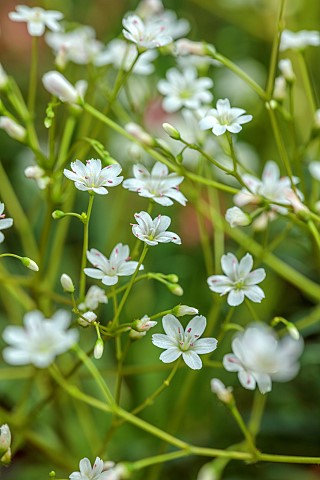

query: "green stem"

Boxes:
[298, 51, 317, 114]
[228, 402, 258, 456]
[28, 36, 38, 118]
[79, 193, 95, 300]
[245, 298, 260, 322]
[249, 390, 267, 439]
[55, 115, 77, 171]
[266, 0, 287, 98]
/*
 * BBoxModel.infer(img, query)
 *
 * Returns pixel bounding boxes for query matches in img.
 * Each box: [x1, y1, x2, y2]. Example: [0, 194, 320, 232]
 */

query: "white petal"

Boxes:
[246, 268, 266, 285]
[185, 315, 206, 338]
[193, 337, 217, 354]
[254, 372, 272, 394]
[227, 289, 245, 306]
[223, 353, 243, 372]
[244, 285, 265, 303]
[182, 350, 202, 369]
[238, 369, 256, 390]
[152, 333, 177, 349]
[162, 314, 182, 338]
[238, 253, 253, 278]
[159, 347, 182, 363]
[221, 253, 238, 280]
[207, 275, 233, 293]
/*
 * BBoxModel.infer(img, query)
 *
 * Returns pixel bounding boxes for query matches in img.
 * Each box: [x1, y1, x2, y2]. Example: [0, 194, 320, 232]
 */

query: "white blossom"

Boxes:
[148, 9, 190, 40]
[2, 310, 78, 368]
[207, 253, 266, 307]
[42, 71, 87, 104]
[78, 311, 97, 327]
[69, 456, 118, 480]
[158, 67, 213, 113]
[132, 211, 181, 246]
[223, 323, 304, 394]
[64, 159, 123, 195]
[0, 202, 13, 244]
[46, 26, 103, 66]
[8, 5, 63, 37]
[199, 98, 252, 136]
[123, 161, 187, 206]
[152, 314, 217, 370]
[94, 39, 157, 75]
[225, 206, 251, 228]
[280, 29, 320, 51]
[0, 116, 26, 141]
[234, 161, 301, 215]
[84, 243, 142, 286]
[122, 14, 172, 49]
[78, 286, 108, 311]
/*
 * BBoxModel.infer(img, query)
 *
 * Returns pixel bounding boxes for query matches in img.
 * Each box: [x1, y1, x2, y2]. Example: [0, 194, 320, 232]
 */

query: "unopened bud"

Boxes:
[52, 210, 65, 219]
[314, 109, 320, 129]
[210, 378, 233, 404]
[42, 71, 86, 104]
[125, 122, 154, 146]
[94, 338, 104, 359]
[60, 273, 74, 293]
[0, 64, 9, 90]
[165, 274, 179, 283]
[132, 315, 157, 332]
[273, 76, 286, 101]
[287, 322, 300, 340]
[309, 161, 320, 181]
[21, 257, 39, 272]
[225, 206, 251, 228]
[162, 122, 181, 140]
[129, 329, 146, 340]
[0, 116, 26, 141]
[278, 58, 295, 82]
[24, 165, 45, 180]
[167, 283, 183, 296]
[1, 447, 11, 465]
[0, 425, 11, 455]
[174, 304, 199, 316]
[175, 38, 207, 56]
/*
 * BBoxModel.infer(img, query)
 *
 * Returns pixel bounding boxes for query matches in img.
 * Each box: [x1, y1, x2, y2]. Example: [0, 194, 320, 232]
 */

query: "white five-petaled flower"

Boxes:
[123, 161, 187, 206]
[132, 211, 181, 246]
[64, 159, 123, 194]
[152, 314, 218, 370]
[42, 71, 87, 104]
[199, 98, 252, 136]
[234, 160, 301, 215]
[0, 202, 13, 244]
[9, 5, 63, 37]
[122, 14, 172, 49]
[280, 29, 320, 52]
[158, 67, 213, 113]
[84, 243, 142, 286]
[94, 39, 157, 75]
[2, 310, 78, 368]
[223, 323, 304, 394]
[69, 456, 116, 480]
[207, 253, 266, 307]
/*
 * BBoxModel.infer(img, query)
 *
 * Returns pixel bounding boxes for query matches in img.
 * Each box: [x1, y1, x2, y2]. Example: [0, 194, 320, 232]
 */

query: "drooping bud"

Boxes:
[52, 210, 65, 219]
[94, 338, 104, 359]
[167, 283, 183, 296]
[278, 58, 295, 83]
[0, 424, 11, 455]
[0, 116, 26, 141]
[210, 378, 233, 404]
[273, 76, 286, 101]
[60, 273, 74, 293]
[225, 206, 251, 228]
[287, 322, 300, 340]
[20, 257, 39, 272]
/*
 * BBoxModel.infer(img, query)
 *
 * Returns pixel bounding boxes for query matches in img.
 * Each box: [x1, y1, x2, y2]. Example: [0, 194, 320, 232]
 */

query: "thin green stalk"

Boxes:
[228, 402, 258, 456]
[55, 115, 77, 171]
[28, 36, 38, 117]
[298, 51, 317, 114]
[245, 298, 260, 322]
[79, 193, 95, 300]
[249, 390, 267, 439]
[266, 0, 287, 98]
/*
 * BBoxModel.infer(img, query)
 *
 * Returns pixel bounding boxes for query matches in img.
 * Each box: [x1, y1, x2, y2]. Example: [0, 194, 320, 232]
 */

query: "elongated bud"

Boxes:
[0, 425, 11, 456]
[173, 304, 199, 316]
[287, 322, 300, 340]
[60, 273, 74, 293]
[125, 122, 155, 146]
[314, 109, 320, 130]
[273, 76, 286, 101]
[52, 210, 65, 219]
[94, 338, 104, 359]
[175, 38, 207, 56]
[225, 206, 251, 228]
[279, 58, 295, 83]
[210, 378, 233, 404]
[42, 71, 85, 104]
[0, 64, 9, 90]
[167, 283, 183, 296]
[21, 257, 39, 272]
[162, 122, 181, 140]
[165, 274, 179, 283]
[0, 116, 26, 141]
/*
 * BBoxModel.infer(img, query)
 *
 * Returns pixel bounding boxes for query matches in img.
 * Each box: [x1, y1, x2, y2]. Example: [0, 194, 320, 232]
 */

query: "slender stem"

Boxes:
[217, 308, 235, 342]
[228, 402, 258, 455]
[298, 51, 317, 114]
[266, 0, 287, 98]
[249, 391, 267, 439]
[28, 36, 38, 118]
[79, 193, 95, 300]
[55, 115, 77, 171]
[245, 299, 260, 322]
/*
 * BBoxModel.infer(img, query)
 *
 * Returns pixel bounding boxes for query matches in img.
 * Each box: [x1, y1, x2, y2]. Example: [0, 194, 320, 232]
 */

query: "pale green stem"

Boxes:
[217, 307, 235, 342]
[28, 36, 38, 118]
[55, 115, 77, 171]
[307, 220, 320, 251]
[245, 298, 261, 322]
[298, 51, 317, 114]
[249, 390, 267, 439]
[79, 193, 95, 301]
[228, 402, 258, 456]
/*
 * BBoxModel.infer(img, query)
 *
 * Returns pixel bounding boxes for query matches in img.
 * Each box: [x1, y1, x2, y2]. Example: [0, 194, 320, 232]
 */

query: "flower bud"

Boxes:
[287, 322, 300, 340]
[24, 165, 45, 180]
[78, 310, 97, 327]
[129, 329, 146, 340]
[225, 206, 251, 228]
[162, 122, 181, 140]
[175, 38, 207, 56]
[0, 64, 9, 90]
[20, 257, 39, 272]
[0, 425, 11, 456]
[314, 109, 320, 129]
[273, 76, 286, 101]
[210, 378, 233, 404]
[94, 338, 104, 359]
[132, 315, 157, 332]
[165, 274, 179, 283]
[174, 305, 199, 316]
[167, 283, 183, 296]
[278, 58, 295, 82]
[308, 161, 320, 181]
[125, 122, 154, 146]
[60, 273, 74, 293]
[42, 71, 85, 104]
[0, 116, 26, 141]
[285, 189, 309, 214]
[52, 210, 65, 219]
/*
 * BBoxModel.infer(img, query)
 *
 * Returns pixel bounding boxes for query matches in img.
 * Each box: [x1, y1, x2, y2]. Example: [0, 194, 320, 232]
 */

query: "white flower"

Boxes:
[78, 286, 108, 311]
[148, 10, 190, 40]
[42, 71, 87, 104]
[210, 378, 233, 403]
[46, 27, 103, 66]
[225, 206, 251, 228]
[207, 253, 266, 307]
[64, 159, 123, 194]
[123, 161, 187, 206]
[132, 211, 181, 246]
[158, 67, 213, 113]
[280, 29, 320, 51]
[2, 310, 78, 368]
[133, 315, 157, 332]
[199, 98, 252, 136]
[94, 39, 157, 75]
[122, 14, 172, 49]
[234, 161, 301, 215]
[84, 243, 142, 286]
[0, 202, 13, 244]
[8, 5, 63, 36]
[152, 314, 217, 370]
[309, 161, 320, 181]
[0, 116, 26, 141]
[223, 323, 304, 394]
[69, 456, 115, 480]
